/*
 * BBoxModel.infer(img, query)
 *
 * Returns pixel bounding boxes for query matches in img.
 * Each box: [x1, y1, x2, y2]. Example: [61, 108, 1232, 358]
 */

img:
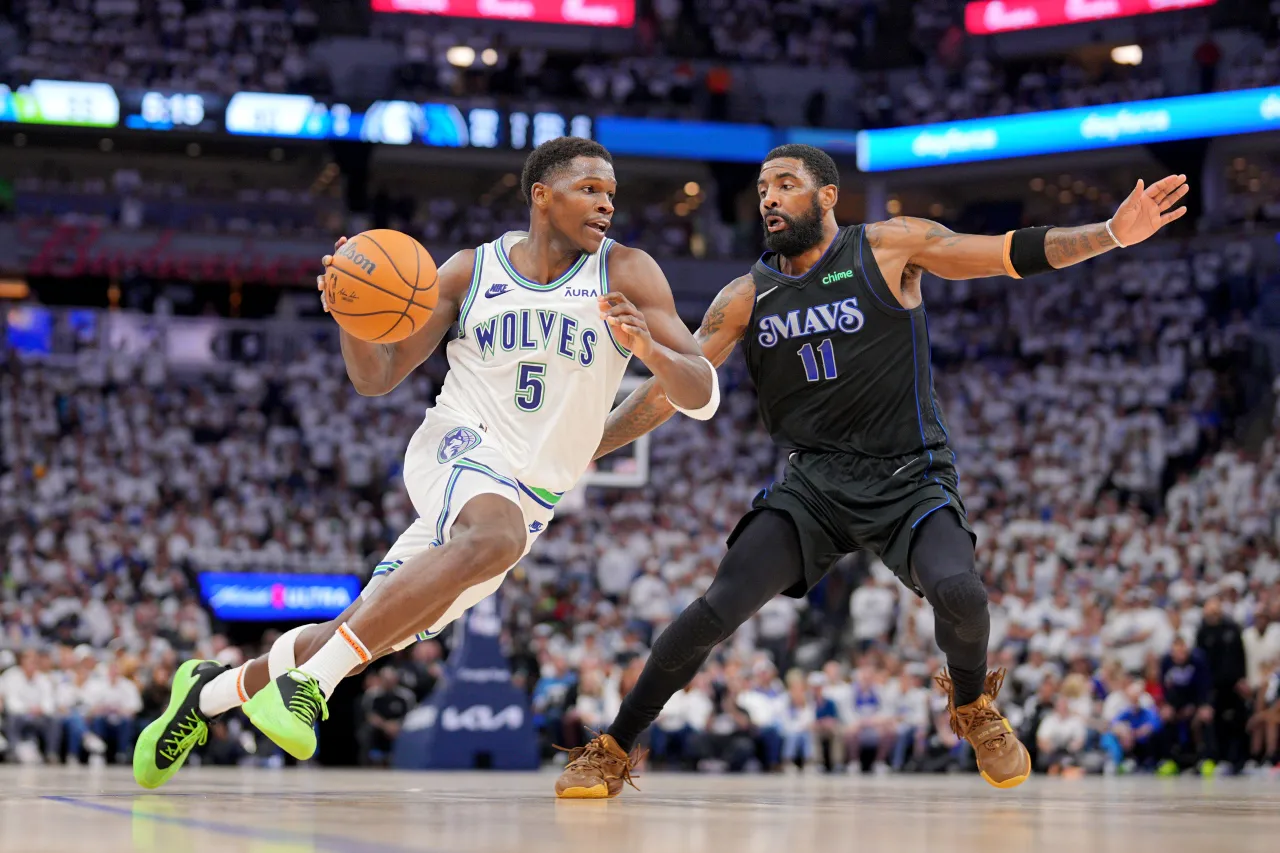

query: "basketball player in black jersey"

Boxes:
[552, 144, 1190, 798]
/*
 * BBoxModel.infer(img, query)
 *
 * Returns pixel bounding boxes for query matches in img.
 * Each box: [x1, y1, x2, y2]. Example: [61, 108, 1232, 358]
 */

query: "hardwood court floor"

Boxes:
[3, 765, 1279, 853]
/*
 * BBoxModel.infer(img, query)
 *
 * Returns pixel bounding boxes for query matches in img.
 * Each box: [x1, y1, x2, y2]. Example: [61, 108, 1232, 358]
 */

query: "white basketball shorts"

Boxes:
[361, 405, 560, 650]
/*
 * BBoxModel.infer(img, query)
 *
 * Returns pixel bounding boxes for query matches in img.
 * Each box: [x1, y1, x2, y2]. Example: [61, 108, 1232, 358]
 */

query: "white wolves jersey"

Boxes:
[433, 231, 632, 493]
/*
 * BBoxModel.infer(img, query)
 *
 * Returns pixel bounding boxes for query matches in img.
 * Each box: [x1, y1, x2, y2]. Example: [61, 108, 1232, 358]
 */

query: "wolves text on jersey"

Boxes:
[756, 297, 866, 348]
[472, 308, 599, 367]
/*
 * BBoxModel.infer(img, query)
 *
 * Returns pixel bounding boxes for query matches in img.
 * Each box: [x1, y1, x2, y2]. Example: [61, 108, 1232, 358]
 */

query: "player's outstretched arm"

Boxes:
[318, 239, 471, 396]
[594, 274, 755, 460]
[867, 174, 1190, 282]
[601, 246, 715, 412]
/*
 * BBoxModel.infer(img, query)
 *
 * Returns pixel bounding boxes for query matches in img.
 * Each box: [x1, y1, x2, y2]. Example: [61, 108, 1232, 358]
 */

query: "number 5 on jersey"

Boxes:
[515, 362, 546, 412]
[798, 339, 838, 382]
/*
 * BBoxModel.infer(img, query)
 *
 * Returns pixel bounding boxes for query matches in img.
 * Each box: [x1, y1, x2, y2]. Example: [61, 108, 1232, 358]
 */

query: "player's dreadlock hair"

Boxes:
[763, 144, 840, 190]
[521, 137, 614, 205]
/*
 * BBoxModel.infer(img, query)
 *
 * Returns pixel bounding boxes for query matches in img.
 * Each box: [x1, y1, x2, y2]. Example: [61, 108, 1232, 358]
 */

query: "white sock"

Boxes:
[199, 663, 250, 718]
[298, 623, 370, 699]
[268, 624, 312, 680]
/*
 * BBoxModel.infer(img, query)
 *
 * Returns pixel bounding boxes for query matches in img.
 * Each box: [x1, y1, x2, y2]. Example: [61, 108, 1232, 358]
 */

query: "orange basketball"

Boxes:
[325, 229, 439, 343]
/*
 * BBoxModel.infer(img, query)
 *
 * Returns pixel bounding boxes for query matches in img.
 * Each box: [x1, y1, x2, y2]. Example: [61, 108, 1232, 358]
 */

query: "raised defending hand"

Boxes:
[1108, 175, 1190, 248]
[316, 236, 348, 313]
[599, 292, 653, 359]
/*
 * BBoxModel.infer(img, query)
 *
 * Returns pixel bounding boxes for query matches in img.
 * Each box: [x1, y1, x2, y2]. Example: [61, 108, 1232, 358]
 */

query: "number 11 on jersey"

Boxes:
[798, 339, 837, 382]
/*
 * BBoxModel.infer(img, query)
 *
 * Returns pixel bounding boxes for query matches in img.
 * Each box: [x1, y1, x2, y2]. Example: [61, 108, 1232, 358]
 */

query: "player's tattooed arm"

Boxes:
[866, 174, 1189, 282]
[322, 242, 470, 396]
[594, 275, 754, 460]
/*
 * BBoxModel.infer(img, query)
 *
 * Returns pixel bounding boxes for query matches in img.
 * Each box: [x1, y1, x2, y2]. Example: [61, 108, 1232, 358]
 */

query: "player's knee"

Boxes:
[458, 523, 524, 580]
[651, 597, 729, 671]
[928, 571, 989, 641]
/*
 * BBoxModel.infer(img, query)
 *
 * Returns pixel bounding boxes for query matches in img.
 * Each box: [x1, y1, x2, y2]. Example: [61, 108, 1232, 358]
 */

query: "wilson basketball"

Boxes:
[325, 229, 439, 343]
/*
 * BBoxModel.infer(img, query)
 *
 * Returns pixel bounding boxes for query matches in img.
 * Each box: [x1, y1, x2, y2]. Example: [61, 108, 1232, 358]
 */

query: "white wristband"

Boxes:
[1104, 219, 1126, 249]
[671, 357, 720, 421]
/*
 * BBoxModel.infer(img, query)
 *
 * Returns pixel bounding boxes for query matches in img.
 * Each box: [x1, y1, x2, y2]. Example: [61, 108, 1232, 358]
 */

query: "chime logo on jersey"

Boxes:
[471, 309, 598, 366]
[756, 297, 866, 347]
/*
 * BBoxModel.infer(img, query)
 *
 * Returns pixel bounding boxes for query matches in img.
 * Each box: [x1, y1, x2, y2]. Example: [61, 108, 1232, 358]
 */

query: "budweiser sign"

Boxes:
[370, 0, 635, 27]
[966, 0, 1216, 34]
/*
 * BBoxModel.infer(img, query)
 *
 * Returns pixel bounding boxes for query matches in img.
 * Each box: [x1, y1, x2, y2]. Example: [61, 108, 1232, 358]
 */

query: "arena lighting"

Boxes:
[0, 279, 31, 299]
[481, 49, 498, 66]
[1112, 45, 1144, 66]
[446, 46, 477, 68]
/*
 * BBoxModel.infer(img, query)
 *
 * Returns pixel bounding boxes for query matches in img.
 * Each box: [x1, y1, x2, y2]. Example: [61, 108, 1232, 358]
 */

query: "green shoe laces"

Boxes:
[159, 711, 208, 761]
[286, 670, 330, 726]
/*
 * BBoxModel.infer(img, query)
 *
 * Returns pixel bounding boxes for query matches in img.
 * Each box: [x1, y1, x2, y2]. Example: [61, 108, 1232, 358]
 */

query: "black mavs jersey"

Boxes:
[743, 224, 949, 458]
[730, 224, 973, 594]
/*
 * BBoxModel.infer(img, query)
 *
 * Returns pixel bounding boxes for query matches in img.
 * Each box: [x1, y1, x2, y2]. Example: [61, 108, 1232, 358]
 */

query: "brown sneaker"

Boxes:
[554, 733, 647, 799]
[935, 668, 1031, 789]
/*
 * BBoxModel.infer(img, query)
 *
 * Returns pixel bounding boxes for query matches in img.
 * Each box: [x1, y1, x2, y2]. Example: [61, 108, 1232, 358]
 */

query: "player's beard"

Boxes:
[762, 195, 826, 258]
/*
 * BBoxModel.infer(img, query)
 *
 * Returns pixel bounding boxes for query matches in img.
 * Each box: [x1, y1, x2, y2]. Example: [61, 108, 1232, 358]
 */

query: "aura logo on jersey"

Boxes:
[471, 309, 598, 366]
[756, 298, 865, 348]
[437, 426, 482, 463]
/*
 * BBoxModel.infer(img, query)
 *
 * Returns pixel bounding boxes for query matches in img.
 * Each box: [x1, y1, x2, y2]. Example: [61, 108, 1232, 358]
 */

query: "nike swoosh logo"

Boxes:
[755, 286, 779, 302]
[485, 284, 511, 298]
[892, 459, 918, 477]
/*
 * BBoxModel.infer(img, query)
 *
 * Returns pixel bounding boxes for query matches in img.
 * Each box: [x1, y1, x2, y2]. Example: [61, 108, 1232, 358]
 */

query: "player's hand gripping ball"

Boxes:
[318, 230, 439, 343]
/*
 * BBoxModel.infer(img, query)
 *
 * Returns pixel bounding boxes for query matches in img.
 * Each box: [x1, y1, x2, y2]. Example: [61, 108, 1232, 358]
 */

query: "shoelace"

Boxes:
[159, 711, 208, 761]
[554, 732, 644, 792]
[937, 669, 1010, 751]
[286, 670, 330, 726]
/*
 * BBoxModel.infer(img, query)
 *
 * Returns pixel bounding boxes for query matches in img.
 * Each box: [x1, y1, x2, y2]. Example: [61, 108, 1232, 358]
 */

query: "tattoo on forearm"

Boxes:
[922, 223, 967, 248]
[596, 380, 675, 458]
[1044, 223, 1116, 268]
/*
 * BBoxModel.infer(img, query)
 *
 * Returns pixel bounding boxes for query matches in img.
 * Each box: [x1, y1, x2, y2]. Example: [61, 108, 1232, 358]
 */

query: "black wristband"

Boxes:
[1007, 226, 1055, 278]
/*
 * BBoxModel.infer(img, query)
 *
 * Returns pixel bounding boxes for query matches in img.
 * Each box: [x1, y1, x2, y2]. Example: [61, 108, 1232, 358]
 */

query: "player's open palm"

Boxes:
[1109, 174, 1190, 247]
[599, 293, 653, 359]
[316, 236, 348, 313]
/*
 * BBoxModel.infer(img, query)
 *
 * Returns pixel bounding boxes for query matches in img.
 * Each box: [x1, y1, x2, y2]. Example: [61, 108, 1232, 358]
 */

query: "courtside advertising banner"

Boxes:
[965, 0, 1216, 35]
[198, 572, 363, 621]
[369, 0, 635, 27]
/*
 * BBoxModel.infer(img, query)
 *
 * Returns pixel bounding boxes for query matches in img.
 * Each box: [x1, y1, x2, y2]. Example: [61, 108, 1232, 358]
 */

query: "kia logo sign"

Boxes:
[966, 0, 1215, 34]
[368, 0, 635, 27]
[404, 704, 524, 732]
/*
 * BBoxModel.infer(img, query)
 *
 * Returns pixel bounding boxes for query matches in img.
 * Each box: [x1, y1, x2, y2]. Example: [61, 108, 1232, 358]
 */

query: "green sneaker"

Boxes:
[1156, 759, 1179, 777]
[133, 660, 228, 789]
[242, 669, 328, 760]
[1199, 759, 1217, 777]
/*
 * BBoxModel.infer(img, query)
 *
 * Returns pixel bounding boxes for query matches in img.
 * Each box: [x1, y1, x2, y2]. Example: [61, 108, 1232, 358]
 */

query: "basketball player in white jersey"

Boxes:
[133, 137, 717, 787]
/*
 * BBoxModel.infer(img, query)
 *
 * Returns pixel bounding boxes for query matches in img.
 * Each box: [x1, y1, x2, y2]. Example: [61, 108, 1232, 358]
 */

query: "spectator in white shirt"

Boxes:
[889, 671, 931, 770]
[652, 674, 714, 769]
[849, 576, 896, 651]
[778, 671, 816, 771]
[1035, 695, 1088, 772]
[83, 662, 143, 763]
[1, 650, 61, 763]
[1244, 609, 1280, 690]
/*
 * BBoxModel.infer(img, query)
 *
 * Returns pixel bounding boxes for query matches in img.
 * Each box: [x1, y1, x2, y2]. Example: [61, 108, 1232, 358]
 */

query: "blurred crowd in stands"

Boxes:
[5, 1, 1279, 130]
[4, 229, 1279, 775]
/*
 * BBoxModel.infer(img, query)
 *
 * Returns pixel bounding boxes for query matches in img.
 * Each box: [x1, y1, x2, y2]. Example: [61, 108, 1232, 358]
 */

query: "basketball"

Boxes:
[325, 229, 439, 343]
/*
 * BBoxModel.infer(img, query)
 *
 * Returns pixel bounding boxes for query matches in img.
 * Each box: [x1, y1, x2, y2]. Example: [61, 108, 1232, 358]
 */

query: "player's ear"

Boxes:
[819, 184, 838, 213]
[530, 181, 551, 209]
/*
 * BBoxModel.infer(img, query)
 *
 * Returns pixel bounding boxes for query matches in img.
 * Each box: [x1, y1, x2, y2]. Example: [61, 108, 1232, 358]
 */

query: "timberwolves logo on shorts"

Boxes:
[438, 426, 482, 464]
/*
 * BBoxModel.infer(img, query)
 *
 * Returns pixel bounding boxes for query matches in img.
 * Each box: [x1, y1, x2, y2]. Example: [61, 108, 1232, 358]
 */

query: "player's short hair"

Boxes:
[521, 137, 614, 205]
[762, 144, 840, 190]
